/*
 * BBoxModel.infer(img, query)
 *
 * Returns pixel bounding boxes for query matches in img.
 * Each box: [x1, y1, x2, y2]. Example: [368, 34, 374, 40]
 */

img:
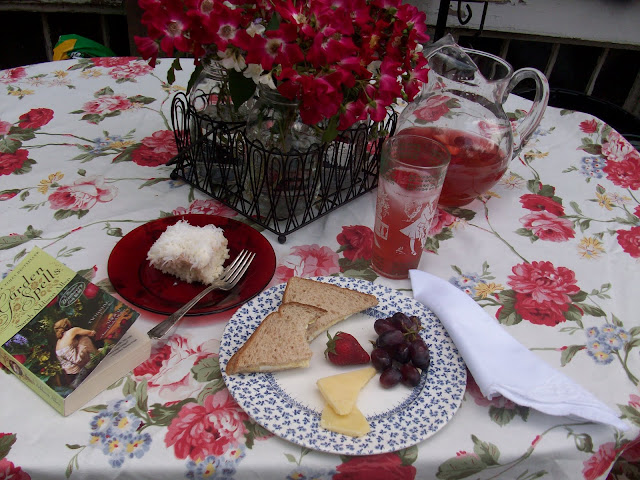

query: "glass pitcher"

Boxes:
[397, 36, 549, 207]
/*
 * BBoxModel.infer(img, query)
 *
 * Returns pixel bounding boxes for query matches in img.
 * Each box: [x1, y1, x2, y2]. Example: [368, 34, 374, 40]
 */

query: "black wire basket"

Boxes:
[168, 92, 397, 243]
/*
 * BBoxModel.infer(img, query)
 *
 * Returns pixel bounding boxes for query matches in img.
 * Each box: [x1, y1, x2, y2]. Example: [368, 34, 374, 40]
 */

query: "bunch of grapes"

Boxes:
[371, 312, 430, 388]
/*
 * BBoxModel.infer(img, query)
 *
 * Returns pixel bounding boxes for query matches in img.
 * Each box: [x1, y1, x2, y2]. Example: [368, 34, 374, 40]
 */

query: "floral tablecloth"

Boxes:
[1, 57, 640, 480]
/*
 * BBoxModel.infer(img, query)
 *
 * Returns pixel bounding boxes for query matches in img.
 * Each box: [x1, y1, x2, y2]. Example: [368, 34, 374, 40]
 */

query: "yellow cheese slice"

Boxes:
[320, 404, 370, 437]
[316, 366, 376, 415]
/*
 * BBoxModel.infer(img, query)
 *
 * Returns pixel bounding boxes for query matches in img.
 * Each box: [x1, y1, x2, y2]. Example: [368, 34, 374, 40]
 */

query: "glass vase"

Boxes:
[244, 85, 324, 221]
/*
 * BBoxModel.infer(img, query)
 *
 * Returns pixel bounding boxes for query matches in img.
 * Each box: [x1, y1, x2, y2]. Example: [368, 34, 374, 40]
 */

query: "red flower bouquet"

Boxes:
[134, 0, 430, 139]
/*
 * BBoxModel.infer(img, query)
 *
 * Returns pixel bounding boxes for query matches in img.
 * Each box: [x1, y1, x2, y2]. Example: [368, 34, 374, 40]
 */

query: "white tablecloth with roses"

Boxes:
[1, 57, 640, 480]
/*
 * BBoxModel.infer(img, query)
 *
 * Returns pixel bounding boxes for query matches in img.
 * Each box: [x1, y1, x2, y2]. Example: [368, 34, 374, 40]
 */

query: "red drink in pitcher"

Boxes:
[400, 127, 509, 207]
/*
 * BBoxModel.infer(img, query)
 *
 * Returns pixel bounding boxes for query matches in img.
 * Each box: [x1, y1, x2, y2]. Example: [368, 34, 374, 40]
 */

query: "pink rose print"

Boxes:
[337, 225, 374, 262]
[508, 261, 580, 305]
[92, 57, 137, 67]
[0, 149, 29, 176]
[634, 205, 640, 219]
[602, 131, 635, 162]
[18, 108, 54, 129]
[520, 210, 575, 242]
[519, 193, 565, 216]
[0, 459, 31, 480]
[428, 208, 456, 236]
[617, 226, 640, 258]
[334, 452, 416, 480]
[173, 199, 237, 217]
[131, 130, 178, 167]
[48, 175, 117, 211]
[579, 119, 598, 134]
[0, 66, 27, 84]
[582, 442, 618, 480]
[514, 293, 569, 326]
[165, 389, 249, 461]
[108, 60, 154, 80]
[83, 95, 133, 116]
[132, 335, 219, 401]
[414, 95, 451, 122]
[274, 244, 340, 282]
[603, 152, 640, 190]
[0, 120, 11, 135]
[465, 372, 516, 409]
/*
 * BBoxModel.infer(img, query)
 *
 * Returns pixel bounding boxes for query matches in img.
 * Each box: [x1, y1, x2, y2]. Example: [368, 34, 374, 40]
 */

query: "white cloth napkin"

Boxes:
[409, 269, 629, 431]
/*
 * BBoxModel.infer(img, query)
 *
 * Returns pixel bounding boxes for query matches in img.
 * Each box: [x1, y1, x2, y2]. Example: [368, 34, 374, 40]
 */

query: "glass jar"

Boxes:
[245, 85, 322, 153]
[188, 56, 250, 123]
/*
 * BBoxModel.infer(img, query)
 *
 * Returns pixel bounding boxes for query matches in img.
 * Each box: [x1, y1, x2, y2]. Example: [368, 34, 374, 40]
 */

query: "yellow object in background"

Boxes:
[53, 34, 115, 61]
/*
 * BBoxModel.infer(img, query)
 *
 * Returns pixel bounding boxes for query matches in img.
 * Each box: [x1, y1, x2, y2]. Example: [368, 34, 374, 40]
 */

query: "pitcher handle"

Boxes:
[503, 68, 550, 155]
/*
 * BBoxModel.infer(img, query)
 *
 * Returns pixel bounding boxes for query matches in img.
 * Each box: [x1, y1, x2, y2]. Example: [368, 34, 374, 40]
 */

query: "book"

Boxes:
[0, 247, 151, 416]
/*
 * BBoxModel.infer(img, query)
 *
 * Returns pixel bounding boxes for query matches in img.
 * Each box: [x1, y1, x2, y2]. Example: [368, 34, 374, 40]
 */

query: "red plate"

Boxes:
[107, 214, 276, 316]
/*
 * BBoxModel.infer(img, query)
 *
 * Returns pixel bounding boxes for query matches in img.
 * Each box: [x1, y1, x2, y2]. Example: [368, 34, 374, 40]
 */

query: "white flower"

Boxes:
[243, 64, 276, 89]
[246, 21, 265, 38]
[218, 48, 246, 72]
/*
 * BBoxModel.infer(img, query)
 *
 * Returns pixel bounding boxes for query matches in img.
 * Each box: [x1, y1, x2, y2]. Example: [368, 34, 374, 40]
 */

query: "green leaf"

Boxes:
[228, 69, 257, 112]
[191, 356, 222, 383]
[80, 113, 102, 123]
[570, 201, 583, 214]
[560, 345, 585, 366]
[515, 228, 535, 238]
[472, 435, 500, 466]
[128, 95, 156, 105]
[196, 378, 226, 404]
[135, 379, 148, 413]
[95, 87, 114, 97]
[80, 404, 107, 413]
[436, 454, 487, 480]
[139, 178, 168, 188]
[65, 444, 84, 450]
[444, 207, 476, 221]
[397, 445, 418, 466]
[564, 304, 584, 323]
[575, 303, 606, 317]
[579, 144, 602, 155]
[284, 453, 297, 463]
[0, 433, 17, 460]
[186, 64, 203, 95]
[489, 406, 516, 426]
[122, 375, 137, 397]
[147, 399, 195, 427]
[569, 290, 588, 302]
[619, 405, 640, 427]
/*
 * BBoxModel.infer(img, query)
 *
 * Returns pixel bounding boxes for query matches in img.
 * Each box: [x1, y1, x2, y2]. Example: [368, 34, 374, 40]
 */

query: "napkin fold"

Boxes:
[409, 269, 629, 431]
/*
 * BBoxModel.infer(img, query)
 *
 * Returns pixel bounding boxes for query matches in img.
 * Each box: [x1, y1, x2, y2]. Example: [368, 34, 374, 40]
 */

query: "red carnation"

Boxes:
[603, 153, 640, 190]
[337, 225, 374, 262]
[18, 108, 54, 129]
[519, 193, 565, 216]
[617, 226, 640, 258]
[334, 452, 416, 480]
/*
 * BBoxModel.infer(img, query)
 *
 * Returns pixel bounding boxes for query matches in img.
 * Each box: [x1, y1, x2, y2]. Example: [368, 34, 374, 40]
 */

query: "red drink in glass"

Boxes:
[372, 135, 450, 279]
[399, 126, 508, 207]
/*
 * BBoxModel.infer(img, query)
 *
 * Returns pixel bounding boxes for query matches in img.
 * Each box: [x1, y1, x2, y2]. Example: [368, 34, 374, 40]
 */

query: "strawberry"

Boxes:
[324, 331, 370, 366]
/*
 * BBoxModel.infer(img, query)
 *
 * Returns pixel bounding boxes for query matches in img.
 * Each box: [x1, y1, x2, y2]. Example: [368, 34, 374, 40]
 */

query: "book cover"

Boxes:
[0, 247, 150, 416]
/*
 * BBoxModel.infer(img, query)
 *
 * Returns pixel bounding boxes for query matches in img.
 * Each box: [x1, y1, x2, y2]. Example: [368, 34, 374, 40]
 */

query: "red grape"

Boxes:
[392, 343, 410, 363]
[371, 348, 392, 372]
[400, 363, 421, 387]
[374, 318, 397, 335]
[379, 367, 402, 388]
[377, 329, 405, 349]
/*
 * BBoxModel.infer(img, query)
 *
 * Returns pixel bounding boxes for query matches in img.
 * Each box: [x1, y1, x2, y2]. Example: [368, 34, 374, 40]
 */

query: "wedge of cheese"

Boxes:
[320, 404, 370, 437]
[316, 366, 376, 415]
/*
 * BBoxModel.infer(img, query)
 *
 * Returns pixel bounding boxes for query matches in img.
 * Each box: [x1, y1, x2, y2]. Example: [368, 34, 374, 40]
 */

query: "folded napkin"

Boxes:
[409, 269, 629, 431]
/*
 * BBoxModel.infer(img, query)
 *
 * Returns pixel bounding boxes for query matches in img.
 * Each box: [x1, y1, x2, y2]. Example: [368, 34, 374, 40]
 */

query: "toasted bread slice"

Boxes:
[225, 302, 326, 375]
[282, 277, 378, 341]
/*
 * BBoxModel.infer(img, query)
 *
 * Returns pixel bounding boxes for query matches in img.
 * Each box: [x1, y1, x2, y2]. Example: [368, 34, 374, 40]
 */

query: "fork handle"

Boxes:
[147, 282, 221, 340]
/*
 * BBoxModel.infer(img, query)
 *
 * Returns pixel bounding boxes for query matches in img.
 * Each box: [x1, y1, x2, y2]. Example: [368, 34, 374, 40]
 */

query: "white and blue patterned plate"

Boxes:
[219, 276, 467, 456]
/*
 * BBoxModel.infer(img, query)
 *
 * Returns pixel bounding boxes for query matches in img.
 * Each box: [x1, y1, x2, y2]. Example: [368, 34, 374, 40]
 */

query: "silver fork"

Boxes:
[147, 249, 256, 340]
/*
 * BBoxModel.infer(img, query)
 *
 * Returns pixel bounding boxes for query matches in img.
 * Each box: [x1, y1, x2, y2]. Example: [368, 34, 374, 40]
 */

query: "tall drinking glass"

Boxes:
[372, 135, 450, 279]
